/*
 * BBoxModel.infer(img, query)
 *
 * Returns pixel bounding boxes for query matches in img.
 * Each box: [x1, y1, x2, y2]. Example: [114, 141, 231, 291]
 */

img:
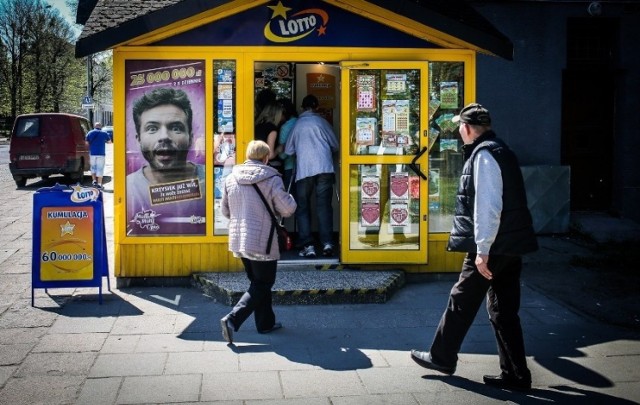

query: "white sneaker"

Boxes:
[299, 245, 316, 257]
[322, 243, 334, 256]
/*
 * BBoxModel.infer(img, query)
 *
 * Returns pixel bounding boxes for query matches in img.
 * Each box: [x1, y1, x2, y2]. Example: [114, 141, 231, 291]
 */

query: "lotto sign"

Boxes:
[40, 207, 94, 280]
[32, 184, 109, 306]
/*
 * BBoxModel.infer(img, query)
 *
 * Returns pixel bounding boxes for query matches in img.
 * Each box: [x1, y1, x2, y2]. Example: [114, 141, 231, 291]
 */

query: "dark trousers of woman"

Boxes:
[227, 258, 277, 332]
[429, 253, 531, 382]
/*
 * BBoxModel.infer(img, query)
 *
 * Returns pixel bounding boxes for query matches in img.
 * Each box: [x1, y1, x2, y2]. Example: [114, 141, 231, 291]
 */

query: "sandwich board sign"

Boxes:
[31, 184, 109, 306]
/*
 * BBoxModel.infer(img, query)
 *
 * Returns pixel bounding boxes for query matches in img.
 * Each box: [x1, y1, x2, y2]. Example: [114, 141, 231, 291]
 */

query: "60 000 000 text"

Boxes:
[41, 251, 92, 262]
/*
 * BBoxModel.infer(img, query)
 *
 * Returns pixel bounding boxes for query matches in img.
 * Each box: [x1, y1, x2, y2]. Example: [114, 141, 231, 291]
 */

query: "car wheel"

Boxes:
[41, 175, 50, 180]
[14, 178, 26, 187]
[67, 162, 84, 182]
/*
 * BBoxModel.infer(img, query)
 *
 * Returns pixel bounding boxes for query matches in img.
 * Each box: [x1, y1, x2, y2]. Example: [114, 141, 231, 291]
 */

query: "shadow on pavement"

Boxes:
[424, 375, 638, 404]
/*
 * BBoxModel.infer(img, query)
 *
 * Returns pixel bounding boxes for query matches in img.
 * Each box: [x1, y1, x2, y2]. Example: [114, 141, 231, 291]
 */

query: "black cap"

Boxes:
[452, 103, 491, 125]
[301, 94, 319, 109]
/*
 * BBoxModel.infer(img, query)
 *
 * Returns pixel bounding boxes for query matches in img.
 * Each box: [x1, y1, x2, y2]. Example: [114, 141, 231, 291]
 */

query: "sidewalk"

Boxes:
[0, 145, 638, 404]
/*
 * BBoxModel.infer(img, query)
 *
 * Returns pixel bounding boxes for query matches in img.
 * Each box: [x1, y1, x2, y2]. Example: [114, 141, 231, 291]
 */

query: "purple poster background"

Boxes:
[125, 60, 206, 174]
[124, 60, 207, 236]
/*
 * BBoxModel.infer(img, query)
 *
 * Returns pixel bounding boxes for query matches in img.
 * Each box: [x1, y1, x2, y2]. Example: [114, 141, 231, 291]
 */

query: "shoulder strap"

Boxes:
[252, 183, 277, 254]
[252, 183, 278, 224]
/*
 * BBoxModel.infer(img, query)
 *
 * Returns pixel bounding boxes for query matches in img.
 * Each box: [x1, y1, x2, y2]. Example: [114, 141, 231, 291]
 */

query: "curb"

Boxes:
[192, 269, 406, 305]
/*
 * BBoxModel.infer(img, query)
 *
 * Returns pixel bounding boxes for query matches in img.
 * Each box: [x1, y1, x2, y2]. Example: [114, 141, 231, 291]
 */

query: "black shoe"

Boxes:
[258, 322, 283, 334]
[483, 374, 531, 392]
[220, 316, 234, 344]
[410, 350, 456, 375]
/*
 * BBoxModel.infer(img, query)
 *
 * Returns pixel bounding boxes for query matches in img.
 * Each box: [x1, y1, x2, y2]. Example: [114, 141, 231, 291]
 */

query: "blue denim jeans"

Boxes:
[295, 173, 334, 247]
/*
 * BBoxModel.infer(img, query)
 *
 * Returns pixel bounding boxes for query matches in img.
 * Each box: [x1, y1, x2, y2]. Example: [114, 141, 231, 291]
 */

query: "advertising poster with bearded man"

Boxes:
[125, 60, 206, 236]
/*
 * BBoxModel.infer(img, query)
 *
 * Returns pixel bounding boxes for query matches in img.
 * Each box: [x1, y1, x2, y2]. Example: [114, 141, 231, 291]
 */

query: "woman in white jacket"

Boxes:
[220, 140, 297, 344]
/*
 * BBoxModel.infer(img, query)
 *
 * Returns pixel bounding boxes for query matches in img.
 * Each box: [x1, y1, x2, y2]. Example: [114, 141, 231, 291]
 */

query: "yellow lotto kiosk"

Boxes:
[76, 0, 513, 280]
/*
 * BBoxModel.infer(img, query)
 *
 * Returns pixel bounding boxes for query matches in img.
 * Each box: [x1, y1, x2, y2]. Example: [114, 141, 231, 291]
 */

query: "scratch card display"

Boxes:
[361, 175, 381, 227]
[440, 139, 458, 152]
[440, 81, 459, 109]
[390, 172, 409, 200]
[382, 100, 409, 133]
[390, 201, 409, 227]
[385, 74, 407, 95]
[356, 118, 377, 146]
[361, 175, 381, 200]
[356, 75, 376, 112]
[361, 202, 380, 227]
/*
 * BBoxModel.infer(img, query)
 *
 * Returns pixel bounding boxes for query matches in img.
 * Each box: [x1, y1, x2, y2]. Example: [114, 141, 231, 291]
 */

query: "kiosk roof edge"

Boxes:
[74, 0, 513, 59]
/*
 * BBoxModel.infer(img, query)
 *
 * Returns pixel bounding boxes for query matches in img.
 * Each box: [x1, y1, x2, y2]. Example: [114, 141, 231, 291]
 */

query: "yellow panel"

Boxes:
[119, 242, 245, 277]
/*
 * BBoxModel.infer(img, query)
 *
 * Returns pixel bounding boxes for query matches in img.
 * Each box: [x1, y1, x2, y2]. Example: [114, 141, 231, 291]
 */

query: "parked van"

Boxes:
[9, 113, 91, 187]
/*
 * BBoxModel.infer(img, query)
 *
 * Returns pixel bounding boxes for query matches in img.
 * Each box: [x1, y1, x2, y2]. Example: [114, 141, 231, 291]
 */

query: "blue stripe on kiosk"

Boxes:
[31, 184, 110, 306]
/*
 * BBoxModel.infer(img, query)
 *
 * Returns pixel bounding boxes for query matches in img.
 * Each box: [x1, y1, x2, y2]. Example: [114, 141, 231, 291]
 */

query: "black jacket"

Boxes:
[447, 131, 538, 255]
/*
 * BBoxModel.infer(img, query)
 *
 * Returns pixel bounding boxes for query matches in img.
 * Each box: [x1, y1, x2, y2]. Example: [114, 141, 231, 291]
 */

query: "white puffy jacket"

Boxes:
[221, 159, 297, 259]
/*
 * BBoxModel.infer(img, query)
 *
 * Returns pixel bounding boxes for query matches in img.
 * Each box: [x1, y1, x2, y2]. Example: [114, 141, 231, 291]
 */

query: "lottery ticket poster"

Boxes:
[440, 81, 459, 109]
[385, 73, 407, 96]
[356, 75, 377, 112]
[356, 117, 377, 146]
[390, 172, 409, 200]
[361, 201, 381, 227]
[440, 139, 458, 152]
[361, 175, 381, 200]
[381, 100, 410, 133]
[361, 175, 381, 227]
[389, 201, 410, 227]
[216, 68, 234, 133]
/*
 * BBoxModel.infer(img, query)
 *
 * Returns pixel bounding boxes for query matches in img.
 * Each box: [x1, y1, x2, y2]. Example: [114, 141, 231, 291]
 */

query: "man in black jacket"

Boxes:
[411, 103, 538, 392]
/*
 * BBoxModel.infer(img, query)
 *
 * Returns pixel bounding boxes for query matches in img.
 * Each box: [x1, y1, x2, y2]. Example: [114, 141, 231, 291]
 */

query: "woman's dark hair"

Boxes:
[278, 98, 298, 120]
[255, 89, 277, 118]
[301, 94, 319, 110]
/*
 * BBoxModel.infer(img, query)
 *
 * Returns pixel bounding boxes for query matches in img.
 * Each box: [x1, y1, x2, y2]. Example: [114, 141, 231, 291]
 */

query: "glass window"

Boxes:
[428, 62, 465, 233]
[349, 163, 422, 250]
[16, 117, 40, 137]
[213, 60, 237, 235]
[348, 69, 420, 156]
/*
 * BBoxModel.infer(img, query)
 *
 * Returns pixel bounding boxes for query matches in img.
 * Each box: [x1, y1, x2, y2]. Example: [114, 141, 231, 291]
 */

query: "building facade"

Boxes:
[75, 0, 638, 280]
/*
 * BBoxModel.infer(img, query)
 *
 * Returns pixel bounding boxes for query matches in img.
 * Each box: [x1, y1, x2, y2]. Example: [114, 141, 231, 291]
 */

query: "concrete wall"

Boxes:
[472, 2, 640, 222]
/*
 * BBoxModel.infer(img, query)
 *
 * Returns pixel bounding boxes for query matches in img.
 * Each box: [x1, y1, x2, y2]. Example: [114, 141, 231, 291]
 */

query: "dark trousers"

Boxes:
[295, 173, 335, 247]
[227, 258, 277, 332]
[430, 253, 531, 381]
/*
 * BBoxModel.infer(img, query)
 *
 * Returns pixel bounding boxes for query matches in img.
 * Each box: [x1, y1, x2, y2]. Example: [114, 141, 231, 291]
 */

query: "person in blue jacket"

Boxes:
[85, 122, 111, 188]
